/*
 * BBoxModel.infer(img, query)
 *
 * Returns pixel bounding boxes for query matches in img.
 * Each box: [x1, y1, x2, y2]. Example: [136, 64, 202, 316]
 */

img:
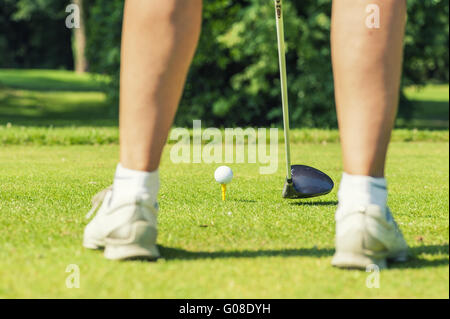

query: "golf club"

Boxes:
[273, 0, 334, 199]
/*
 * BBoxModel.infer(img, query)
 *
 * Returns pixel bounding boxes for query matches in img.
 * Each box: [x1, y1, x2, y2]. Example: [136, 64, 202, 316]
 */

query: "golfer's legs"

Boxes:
[331, 0, 407, 177]
[119, 0, 202, 172]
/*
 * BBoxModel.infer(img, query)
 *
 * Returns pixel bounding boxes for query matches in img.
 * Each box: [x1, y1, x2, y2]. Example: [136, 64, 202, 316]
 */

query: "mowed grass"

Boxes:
[0, 69, 448, 298]
[0, 142, 448, 298]
[0, 69, 114, 127]
[399, 84, 450, 129]
[0, 69, 449, 129]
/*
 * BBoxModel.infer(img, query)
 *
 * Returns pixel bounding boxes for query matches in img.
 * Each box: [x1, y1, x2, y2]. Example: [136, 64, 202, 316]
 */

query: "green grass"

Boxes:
[0, 69, 448, 298]
[398, 84, 450, 129]
[0, 69, 449, 129]
[0, 69, 115, 126]
[0, 125, 448, 146]
[0, 69, 107, 92]
[0, 142, 448, 298]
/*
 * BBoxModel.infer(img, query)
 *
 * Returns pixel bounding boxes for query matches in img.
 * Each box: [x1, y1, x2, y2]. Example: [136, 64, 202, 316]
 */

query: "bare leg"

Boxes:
[330, 0, 409, 270]
[119, 0, 202, 172]
[332, 0, 407, 177]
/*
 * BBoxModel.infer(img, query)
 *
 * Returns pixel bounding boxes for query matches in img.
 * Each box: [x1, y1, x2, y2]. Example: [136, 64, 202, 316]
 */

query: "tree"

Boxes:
[85, 0, 449, 127]
[71, 0, 88, 73]
[0, 0, 73, 69]
[11, 0, 87, 73]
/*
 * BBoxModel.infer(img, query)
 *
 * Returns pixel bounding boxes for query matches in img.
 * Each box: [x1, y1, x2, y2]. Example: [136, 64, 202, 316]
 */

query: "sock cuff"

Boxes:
[114, 163, 160, 192]
[341, 172, 387, 189]
[337, 172, 388, 213]
[116, 163, 159, 176]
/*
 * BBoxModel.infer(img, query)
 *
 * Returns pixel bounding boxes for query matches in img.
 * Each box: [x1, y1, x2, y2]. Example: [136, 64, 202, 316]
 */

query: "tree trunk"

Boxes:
[73, 0, 87, 73]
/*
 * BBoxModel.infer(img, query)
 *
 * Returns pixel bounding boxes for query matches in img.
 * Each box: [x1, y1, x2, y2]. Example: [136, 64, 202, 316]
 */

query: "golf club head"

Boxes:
[282, 165, 334, 199]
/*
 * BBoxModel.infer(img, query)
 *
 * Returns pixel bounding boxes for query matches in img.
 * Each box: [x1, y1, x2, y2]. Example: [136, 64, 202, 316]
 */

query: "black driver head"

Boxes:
[282, 165, 334, 199]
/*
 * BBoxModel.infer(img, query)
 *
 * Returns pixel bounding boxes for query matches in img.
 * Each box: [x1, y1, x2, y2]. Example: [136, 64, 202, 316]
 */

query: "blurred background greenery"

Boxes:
[0, 0, 448, 128]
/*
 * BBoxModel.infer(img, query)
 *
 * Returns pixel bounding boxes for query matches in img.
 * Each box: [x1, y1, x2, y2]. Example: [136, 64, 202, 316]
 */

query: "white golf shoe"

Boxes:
[83, 186, 160, 260]
[332, 205, 408, 269]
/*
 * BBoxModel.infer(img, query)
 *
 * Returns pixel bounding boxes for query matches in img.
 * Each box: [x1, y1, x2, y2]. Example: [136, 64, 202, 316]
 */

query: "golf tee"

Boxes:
[221, 184, 226, 201]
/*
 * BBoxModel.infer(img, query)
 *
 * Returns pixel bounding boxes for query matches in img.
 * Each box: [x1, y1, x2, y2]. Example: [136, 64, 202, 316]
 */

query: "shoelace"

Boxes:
[85, 186, 113, 220]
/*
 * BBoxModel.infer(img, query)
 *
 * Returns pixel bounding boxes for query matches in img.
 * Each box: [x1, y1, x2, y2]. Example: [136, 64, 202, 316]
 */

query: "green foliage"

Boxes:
[1, 0, 448, 127]
[1, 69, 447, 143]
[84, 0, 124, 115]
[206, 0, 336, 128]
[10, 0, 64, 20]
[0, 0, 73, 69]
[84, 0, 449, 128]
[404, 0, 449, 85]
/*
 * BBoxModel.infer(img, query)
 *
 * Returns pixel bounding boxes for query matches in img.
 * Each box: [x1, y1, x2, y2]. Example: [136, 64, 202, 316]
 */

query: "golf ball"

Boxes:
[214, 166, 233, 184]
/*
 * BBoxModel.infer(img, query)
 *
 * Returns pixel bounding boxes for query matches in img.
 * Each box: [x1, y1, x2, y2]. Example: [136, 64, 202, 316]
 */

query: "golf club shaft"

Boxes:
[274, 0, 292, 180]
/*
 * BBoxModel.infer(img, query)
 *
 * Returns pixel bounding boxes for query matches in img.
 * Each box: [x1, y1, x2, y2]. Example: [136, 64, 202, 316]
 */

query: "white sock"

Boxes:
[111, 163, 159, 204]
[337, 172, 387, 216]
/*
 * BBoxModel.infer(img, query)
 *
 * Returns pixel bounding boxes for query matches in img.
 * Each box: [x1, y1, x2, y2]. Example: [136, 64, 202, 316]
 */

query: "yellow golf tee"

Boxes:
[221, 184, 226, 201]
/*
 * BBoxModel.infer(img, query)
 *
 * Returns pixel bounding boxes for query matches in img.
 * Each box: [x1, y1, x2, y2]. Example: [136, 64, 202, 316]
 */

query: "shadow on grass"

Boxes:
[0, 76, 116, 127]
[389, 244, 449, 270]
[397, 100, 449, 130]
[289, 200, 338, 207]
[157, 244, 449, 269]
[0, 91, 117, 127]
[159, 246, 333, 260]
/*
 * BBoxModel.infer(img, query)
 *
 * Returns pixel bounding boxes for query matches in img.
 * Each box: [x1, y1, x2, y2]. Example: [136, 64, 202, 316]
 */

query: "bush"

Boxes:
[84, 0, 124, 116]
[0, 0, 73, 70]
[84, 0, 448, 128]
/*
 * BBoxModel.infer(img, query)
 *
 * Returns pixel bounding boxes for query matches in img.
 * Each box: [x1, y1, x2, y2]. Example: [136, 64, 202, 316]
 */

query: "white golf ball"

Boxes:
[214, 166, 233, 184]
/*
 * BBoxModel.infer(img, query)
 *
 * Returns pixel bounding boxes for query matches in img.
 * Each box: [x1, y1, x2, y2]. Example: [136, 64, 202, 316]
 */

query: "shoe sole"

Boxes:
[104, 221, 160, 261]
[83, 240, 159, 261]
[331, 252, 387, 270]
[332, 248, 409, 270]
[83, 240, 105, 250]
[104, 243, 160, 261]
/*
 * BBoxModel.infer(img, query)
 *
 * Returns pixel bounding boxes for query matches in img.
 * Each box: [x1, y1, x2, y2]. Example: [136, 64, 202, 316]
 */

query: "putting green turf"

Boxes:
[0, 142, 448, 298]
